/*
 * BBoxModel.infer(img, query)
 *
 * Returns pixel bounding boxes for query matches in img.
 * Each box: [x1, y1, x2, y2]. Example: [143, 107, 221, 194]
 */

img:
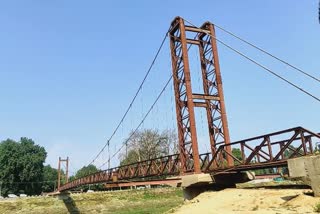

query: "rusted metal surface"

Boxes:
[57, 157, 69, 190]
[169, 17, 235, 173]
[198, 22, 233, 167]
[169, 17, 234, 174]
[59, 154, 181, 191]
[57, 157, 61, 190]
[58, 18, 319, 192]
[255, 174, 281, 179]
[59, 127, 320, 192]
[199, 127, 319, 173]
[104, 178, 181, 188]
[169, 17, 201, 174]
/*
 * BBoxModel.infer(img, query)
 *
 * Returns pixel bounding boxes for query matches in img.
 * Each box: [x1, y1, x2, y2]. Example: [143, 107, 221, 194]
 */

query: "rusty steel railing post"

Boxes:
[300, 130, 308, 154]
[307, 136, 313, 153]
[266, 136, 273, 160]
[59, 127, 320, 192]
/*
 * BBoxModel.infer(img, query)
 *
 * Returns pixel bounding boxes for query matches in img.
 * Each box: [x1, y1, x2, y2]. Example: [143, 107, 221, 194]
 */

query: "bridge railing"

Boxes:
[59, 154, 181, 191]
[59, 127, 320, 191]
[200, 127, 320, 173]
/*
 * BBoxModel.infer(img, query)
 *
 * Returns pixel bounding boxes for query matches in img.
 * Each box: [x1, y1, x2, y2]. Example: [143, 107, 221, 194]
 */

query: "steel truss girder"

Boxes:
[59, 154, 180, 191]
[59, 127, 320, 192]
[58, 18, 320, 192]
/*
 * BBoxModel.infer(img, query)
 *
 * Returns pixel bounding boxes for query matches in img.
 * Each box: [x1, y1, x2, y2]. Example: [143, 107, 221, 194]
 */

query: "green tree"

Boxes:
[0, 138, 46, 196]
[232, 148, 243, 162]
[68, 175, 76, 182]
[119, 129, 178, 165]
[75, 164, 98, 178]
[284, 145, 299, 159]
[42, 165, 58, 193]
[74, 165, 104, 191]
[314, 143, 320, 154]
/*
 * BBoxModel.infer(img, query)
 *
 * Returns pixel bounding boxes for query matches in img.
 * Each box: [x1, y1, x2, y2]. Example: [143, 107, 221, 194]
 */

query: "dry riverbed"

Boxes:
[0, 187, 319, 213]
[173, 188, 320, 214]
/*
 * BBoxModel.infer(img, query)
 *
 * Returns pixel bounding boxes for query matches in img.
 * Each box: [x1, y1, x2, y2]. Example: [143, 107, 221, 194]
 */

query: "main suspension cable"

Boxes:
[99, 75, 173, 169]
[184, 19, 320, 103]
[211, 22, 320, 83]
[100, 31, 199, 169]
[88, 31, 169, 166]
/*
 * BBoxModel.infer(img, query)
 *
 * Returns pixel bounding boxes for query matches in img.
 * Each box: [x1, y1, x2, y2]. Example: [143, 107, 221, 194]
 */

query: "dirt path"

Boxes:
[173, 188, 320, 213]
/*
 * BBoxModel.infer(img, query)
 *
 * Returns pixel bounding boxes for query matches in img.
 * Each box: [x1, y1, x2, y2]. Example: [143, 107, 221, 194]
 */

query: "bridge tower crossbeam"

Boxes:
[169, 17, 233, 174]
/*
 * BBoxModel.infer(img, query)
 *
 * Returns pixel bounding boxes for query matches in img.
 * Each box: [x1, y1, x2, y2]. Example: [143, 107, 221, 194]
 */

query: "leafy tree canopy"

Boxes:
[119, 129, 178, 166]
[232, 148, 242, 161]
[72, 164, 104, 191]
[75, 164, 99, 178]
[42, 165, 58, 193]
[0, 138, 47, 196]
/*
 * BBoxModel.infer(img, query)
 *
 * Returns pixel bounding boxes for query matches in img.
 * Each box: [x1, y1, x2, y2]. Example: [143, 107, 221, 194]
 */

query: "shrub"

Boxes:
[314, 202, 320, 213]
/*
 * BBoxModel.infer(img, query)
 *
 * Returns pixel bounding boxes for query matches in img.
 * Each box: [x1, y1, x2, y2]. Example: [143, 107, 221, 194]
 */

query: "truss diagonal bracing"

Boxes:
[59, 127, 320, 191]
[169, 17, 233, 174]
[57, 17, 320, 192]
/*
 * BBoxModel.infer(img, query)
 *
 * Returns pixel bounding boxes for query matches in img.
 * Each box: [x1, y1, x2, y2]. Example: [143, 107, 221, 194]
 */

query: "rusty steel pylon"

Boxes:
[57, 157, 69, 190]
[169, 17, 233, 174]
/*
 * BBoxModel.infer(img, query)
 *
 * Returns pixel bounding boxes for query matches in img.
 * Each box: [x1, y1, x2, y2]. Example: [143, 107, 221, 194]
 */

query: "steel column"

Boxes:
[57, 157, 61, 190]
[169, 17, 201, 174]
[57, 157, 69, 191]
[199, 22, 233, 166]
[169, 17, 233, 172]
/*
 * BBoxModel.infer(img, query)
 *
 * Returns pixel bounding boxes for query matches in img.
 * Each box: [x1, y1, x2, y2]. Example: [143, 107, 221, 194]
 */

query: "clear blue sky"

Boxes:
[0, 1, 319, 172]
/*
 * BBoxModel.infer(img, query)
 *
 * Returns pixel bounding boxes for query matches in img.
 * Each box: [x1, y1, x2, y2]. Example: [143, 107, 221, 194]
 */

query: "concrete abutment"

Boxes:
[181, 172, 254, 200]
[288, 155, 320, 197]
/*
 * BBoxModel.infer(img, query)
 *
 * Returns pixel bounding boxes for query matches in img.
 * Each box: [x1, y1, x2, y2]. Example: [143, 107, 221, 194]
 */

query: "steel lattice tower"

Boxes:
[169, 17, 233, 174]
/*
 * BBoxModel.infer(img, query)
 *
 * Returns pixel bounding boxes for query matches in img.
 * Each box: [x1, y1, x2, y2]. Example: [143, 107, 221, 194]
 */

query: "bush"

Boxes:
[314, 202, 320, 213]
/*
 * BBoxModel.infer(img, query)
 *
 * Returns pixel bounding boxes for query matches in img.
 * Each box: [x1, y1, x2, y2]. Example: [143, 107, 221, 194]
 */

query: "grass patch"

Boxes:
[314, 202, 320, 213]
[252, 205, 259, 211]
[0, 188, 183, 214]
[112, 188, 183, 214]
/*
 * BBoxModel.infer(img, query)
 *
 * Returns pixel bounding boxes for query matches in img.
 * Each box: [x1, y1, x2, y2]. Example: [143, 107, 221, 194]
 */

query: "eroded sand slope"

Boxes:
[174, 188, 320, 214]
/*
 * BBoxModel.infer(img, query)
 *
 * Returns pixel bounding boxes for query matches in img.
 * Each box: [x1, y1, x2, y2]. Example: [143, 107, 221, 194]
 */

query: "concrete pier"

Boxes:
[288, 155, 320, 196]
[181, 172, 254, 200]
[181, 173, 213, 200]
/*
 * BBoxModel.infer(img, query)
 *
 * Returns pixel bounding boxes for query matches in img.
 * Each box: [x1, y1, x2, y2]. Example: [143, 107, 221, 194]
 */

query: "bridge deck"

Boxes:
[59, 127, 320, 191]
